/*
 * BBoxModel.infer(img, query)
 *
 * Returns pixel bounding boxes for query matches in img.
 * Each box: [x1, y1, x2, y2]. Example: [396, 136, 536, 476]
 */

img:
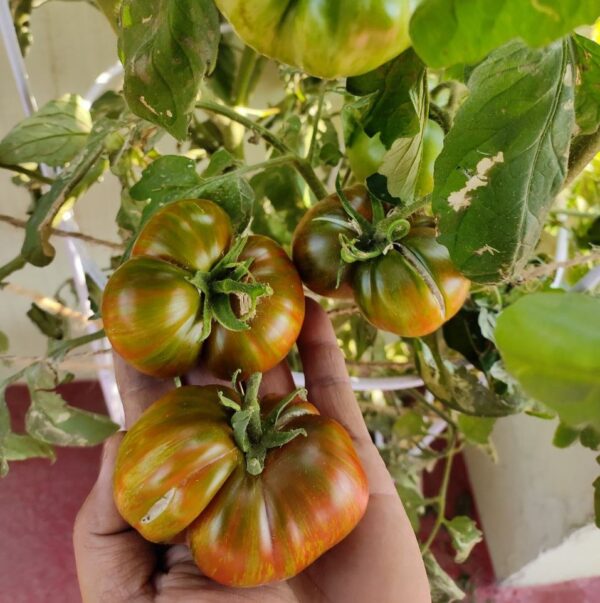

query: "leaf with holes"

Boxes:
[26, 391, 118, 447]
[0, 95, 91, 167]
[424, 552, 465, 602]
[410, 0, 600, 68]
[433, 41, 575, 283]
[119, 0, 220, 140]
[445, 515, 483, 564]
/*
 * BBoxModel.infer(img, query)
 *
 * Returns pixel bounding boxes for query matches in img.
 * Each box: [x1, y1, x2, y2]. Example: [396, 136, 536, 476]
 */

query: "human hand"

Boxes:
[73, 299, 431, 602]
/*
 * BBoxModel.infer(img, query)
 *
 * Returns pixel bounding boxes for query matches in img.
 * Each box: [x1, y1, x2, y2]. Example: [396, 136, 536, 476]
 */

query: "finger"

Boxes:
[297, 298, 370, 443]
[114, 353, 174, 426]
[73, 433, 156, 602]
[183, 364, 230, 388]
[259, 360, 295, 398]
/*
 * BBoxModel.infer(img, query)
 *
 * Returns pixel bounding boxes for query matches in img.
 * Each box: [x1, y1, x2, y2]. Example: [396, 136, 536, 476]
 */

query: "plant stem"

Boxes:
[233, 48, 260, 107]
[0, 254, 26, 283]
[196, 100, 328, 200]
[407, 388, 457, 430]
[0, 214, 124, 250]
[0, 162, 54, 185]
[550, 209, 600, 219]
[307, 83, 327, 165]
[421, 433, 458, 555]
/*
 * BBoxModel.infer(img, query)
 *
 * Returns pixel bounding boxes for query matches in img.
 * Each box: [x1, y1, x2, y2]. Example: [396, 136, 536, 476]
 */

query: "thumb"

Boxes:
[73, 433, 156, 603]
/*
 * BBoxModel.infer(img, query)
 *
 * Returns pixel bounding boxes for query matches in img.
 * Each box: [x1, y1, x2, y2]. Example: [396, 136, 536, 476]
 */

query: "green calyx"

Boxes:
[218, 372, 310, 476]
[333, 175, 412, 268]
[185, 237, 273, 341]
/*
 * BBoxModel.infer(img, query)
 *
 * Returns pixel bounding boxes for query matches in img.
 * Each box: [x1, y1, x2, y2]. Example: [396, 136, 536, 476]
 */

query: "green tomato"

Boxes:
[214, 0, 415, 79]
[347, 120, 445, 194]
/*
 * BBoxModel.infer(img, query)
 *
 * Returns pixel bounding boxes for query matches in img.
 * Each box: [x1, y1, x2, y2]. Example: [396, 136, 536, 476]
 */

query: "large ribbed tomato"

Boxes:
[113, 382, 369, 588]
[102, 199, 304, 378]
[292, 186, 470, 337]
[353, 227, 471, 337]
[213, 0, 415, 79]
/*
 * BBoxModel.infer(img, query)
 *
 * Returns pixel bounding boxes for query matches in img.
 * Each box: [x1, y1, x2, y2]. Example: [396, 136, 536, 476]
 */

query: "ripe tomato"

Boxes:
[213, 0, 414, 79]
[353, 227, 471, 337]
[102, 199, 304, 378]
[292, 185, 372, 299]
[113, 384, 369, 587]
[292, 187, 470, 337]
[203, 235, 306, 377]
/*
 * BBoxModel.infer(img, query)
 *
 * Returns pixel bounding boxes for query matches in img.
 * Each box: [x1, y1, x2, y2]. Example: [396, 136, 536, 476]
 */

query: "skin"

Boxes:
[73, 299, 431, 603]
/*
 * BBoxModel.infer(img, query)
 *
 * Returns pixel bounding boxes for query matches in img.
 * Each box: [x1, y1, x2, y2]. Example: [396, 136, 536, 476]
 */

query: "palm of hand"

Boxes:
[74, 300, 430, 603]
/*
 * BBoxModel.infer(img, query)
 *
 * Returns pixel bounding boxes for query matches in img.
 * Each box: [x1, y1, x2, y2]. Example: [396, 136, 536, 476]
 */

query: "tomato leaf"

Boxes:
[119, 0, 220, 140]
[0, 95, 92, 167]
[410, 0, 600, 68]
[457, 415, 496, 447]
[423, 552, 465, 602]
[26, 303, 67, 340]
[393, 411, 428, 440]
[0, 331, 8, 354]
[573, 34, 600, 135]
[26, 391, 118, 447]
[553, 422, 581, 448]
[2, 433, 56, 462]
[495, 293, 600, 430]
[445, 515, 483, 564]
[21, 118, 120, 267]
[433, 41, 575, 283]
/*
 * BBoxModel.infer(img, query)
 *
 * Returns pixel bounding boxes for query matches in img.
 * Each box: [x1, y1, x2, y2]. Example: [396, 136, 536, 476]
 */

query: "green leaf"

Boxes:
[21, 118, 119, 267]
[201, 148, 240, 178]
[119, 0, 220, 140]
[2, 433, 55, 462]
[10, 0, 34, 55]
[394, 410, 428, 439]
[573, 34, 600, 135]
[433, 41, 575, 283]
[90, 90, 127, 122]
[580, 426, 600, 450]
[410, 0, 600, 68]
[26, 391, 118, 447]
[423, 552, 465, 603]
[553, 422, 580, 448]
[457, 415, 496, 446]
[496, 293, 600, 430]
[0, 331, 8, 354]
[445, 515, 483, 564]
[26, 304, 66, 340]
[0, 95, 92, 167]
[346, 50, 425, 147]
[130, 155, 202, 205]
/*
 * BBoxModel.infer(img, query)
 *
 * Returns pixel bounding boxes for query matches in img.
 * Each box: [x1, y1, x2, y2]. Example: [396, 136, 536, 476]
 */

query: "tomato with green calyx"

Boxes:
[213, 0, 414, 79]
[353, 227, 471, 337]
[102, 199, 304, 378]
[113, 374, 368, 587]
[292, 186, 470, 337]
[292, 185, 372, 299]
[347, 120, 445, 199]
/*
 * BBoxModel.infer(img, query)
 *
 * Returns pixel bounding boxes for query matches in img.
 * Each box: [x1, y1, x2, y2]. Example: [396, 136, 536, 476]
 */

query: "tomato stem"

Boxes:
[219, 373, 311, 476]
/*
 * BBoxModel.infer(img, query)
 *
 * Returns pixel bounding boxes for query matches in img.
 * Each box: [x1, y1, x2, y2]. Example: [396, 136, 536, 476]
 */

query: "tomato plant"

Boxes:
[103, 198, 304, 378]
[114, 375, 368, 587]
[1, 1, 600, 599]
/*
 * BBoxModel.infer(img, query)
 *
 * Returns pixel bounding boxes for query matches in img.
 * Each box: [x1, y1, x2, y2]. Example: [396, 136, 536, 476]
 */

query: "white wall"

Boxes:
[465, 414, 599, 581]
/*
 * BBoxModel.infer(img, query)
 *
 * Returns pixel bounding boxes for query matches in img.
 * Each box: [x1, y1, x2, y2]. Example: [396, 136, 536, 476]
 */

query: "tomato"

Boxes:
[353, 227, 471, 337]
[203, 235, 306, 377]
[113, 381, 369, 587]
[102, 199, 304, 378]
[292, 187, 470, 337]
[347, 119, 445, 198]
[213, 0, 414, 79]
[292, 185, 372, 299]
